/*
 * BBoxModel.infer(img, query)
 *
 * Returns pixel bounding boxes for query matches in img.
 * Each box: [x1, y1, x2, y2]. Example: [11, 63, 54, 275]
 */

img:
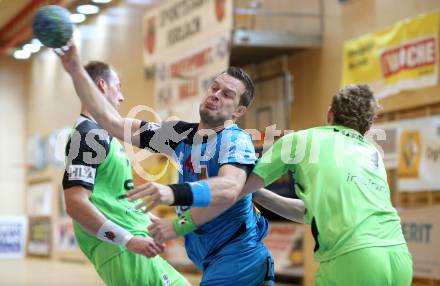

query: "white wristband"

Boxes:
[97, 220, 133, 246]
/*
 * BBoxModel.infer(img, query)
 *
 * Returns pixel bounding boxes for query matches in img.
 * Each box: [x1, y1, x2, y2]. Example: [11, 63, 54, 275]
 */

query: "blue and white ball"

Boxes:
[33, 5, 73, 48]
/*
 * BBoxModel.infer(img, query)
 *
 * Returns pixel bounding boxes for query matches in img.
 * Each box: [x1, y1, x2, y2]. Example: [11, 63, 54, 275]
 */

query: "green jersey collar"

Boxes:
[330, 125, 364, 140]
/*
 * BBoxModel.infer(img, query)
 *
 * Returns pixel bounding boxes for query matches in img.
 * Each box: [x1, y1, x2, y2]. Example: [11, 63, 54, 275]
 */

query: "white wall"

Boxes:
[0, 57, 27, 214]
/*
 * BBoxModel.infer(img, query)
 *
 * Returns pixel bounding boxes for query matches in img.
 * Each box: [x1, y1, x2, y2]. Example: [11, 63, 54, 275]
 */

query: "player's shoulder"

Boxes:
[70, 116, 111, 149]
[223, 123, 252, 138]
[74, 115, 97, 132]
[276, 128, 320, 147]
[306, 125, 334, 133]
[221, 125, 255, 150]
[225, 123, 245, 132]
[279, 129, 308, 140]
[74, 116, 110, 139]
[298, 125, 336, 139]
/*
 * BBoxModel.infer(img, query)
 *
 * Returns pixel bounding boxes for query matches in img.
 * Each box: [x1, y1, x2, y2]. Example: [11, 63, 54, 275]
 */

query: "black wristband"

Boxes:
[169, 183, 193, 206]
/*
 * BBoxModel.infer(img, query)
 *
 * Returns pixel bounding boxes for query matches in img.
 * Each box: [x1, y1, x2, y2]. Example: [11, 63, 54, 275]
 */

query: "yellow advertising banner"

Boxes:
[342, 12, 439, 98]
[398, 130, 422, 178]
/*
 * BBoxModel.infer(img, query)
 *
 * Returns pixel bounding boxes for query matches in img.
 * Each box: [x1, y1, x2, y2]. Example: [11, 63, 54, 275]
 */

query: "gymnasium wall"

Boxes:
[27, 4, 155, 137]
[288, 0, 440, 130]
[0, 57, 27, 214]
[3, 3, 160, 221]
[25, 0, 440, 153]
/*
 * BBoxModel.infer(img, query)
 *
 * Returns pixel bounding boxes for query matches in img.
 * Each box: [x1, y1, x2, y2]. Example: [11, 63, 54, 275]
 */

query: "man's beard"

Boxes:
[199, 108, 227, 128]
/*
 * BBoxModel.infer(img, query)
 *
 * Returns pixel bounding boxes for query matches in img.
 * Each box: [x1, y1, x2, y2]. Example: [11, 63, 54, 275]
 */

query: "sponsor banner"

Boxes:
[67, 165, 96, 184]
[0, 216, 27, 259]
[143, 0, 233, 121]
[342, 12, 438, 99]
[143, 0, 232, 64]
[264, 222, 303, 276]
[370, 122, 401, 169]
[27, 217, 51, 256]
[371, 116, 440, 191]
[27, 182, 53, 217]
[399, 206, 440, 279]
[154, 33, 231, 121]
[396, 116, 440, 191]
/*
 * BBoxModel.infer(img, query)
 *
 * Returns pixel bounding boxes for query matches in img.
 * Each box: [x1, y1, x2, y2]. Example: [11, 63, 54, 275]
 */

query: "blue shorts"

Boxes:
[200, 242, 274, 286]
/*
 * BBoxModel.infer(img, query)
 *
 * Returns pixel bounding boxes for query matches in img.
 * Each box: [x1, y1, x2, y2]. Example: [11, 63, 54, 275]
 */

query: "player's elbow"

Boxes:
[220, 179, 242, 204]
[65, 198, 80, 218]
[65, 193, 87, 219]
[65, 201, 76, 218]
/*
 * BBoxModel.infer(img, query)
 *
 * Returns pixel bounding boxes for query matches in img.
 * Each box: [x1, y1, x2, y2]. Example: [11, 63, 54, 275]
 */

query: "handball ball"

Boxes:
[33, 5, 73, 48]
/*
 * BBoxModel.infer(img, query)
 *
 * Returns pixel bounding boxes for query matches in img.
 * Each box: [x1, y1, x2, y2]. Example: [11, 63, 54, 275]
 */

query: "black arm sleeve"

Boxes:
[222, 163, 254, 176]
[138, 120, 197, 156]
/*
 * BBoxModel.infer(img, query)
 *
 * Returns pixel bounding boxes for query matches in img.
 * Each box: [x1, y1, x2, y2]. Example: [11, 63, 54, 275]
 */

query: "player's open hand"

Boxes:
[126, 236, 165, 257]
[53, 40, 82, 75]
[148, 217, 178, 244]
[127, 182, 175, 212]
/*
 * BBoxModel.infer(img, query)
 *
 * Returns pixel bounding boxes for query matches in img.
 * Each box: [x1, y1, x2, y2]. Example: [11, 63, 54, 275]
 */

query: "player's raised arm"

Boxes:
[55, 43, 143, 147]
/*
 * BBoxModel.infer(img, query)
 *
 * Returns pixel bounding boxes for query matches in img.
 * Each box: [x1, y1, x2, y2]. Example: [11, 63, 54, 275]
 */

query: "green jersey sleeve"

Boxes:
[253, 132, 298, 186]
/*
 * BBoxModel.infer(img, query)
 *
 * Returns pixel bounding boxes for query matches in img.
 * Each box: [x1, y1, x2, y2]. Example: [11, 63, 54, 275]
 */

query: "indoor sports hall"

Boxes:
[0, 0, 439, 285]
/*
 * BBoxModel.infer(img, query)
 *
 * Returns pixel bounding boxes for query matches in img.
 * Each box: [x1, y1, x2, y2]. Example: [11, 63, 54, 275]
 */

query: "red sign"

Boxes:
[380, 37, 436, 77]
[145, 17, 156, 54]
[215, 0, 226, 22]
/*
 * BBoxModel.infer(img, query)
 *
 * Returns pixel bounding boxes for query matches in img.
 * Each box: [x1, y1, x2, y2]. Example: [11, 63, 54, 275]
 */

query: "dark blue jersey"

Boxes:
[139, 121, 269, 269]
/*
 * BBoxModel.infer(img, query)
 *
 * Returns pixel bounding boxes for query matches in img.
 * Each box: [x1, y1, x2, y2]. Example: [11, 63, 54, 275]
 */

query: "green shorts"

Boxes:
[96, 250, 188, 286]
[315, 244, 413, 286]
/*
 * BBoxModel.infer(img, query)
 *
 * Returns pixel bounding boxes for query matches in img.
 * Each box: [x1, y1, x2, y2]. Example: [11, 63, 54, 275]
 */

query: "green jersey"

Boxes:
[63, 115, 151, 266]
[253, 125, 406, 262]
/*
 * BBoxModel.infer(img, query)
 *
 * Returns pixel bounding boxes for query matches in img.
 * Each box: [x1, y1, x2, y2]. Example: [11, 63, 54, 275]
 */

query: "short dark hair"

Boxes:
[84, 61, 112, 83]
[330, 84, 381, 134]
[226, 66, 254, 107]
